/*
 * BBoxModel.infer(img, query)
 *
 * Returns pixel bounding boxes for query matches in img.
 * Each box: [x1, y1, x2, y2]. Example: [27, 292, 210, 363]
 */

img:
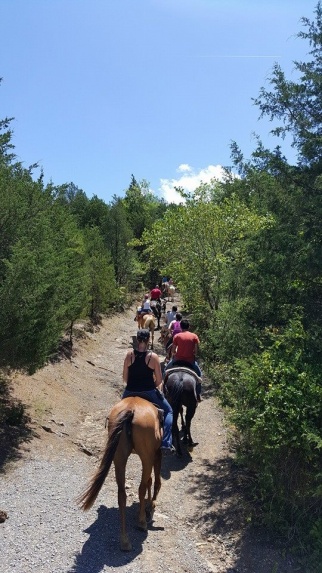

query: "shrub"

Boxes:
[222, 315, 322, 557]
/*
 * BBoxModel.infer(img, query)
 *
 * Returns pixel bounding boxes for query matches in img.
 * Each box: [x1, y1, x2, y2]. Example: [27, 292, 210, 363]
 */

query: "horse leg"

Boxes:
[185, 404, 197, 449]
[153, 450, 162, 502]
[114, 452, 132, 551]
[152, 307, 161, 330]
[138, 461, 154, 531]
[179, 406, 185, 433]
[181, 408, 189, 443]
[147, 449, 162, 522]
[114, 430, 133, 551]
[151, 306, 157, 324]
[172, 409, 182, 456]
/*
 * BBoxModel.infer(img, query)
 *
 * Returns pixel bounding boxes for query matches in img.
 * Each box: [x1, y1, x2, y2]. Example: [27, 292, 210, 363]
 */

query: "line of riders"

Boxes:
[126, 284, 202, 455]
[78, 284, 202, 548]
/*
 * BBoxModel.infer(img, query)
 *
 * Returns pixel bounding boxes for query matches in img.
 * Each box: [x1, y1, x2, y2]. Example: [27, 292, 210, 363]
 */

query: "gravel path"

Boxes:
[1, 301, 298, 573]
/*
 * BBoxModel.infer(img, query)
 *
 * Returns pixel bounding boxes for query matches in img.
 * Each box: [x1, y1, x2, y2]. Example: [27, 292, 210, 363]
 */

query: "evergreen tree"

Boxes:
[107, 196, 140, 287]
[83, 226, 118, 319]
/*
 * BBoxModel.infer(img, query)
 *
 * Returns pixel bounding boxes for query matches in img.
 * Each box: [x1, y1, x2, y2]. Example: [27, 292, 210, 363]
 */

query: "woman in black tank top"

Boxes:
[122, 329, 174, 451]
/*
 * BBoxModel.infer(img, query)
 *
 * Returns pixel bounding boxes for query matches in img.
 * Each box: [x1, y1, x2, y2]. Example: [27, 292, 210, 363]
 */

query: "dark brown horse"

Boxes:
[77, 397, 163, 551]
[150, 299, 162, 329]
[164, 367, 199, 456]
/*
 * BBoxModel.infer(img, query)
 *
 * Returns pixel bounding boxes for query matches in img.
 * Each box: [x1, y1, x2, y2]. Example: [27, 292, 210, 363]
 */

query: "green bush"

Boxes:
[222, 315, 322, 558]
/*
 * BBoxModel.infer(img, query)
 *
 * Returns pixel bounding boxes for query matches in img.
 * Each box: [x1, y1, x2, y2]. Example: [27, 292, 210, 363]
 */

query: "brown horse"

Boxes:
[138, 314, 155, 348]
[158, 324, 172, 361]
[77, 397, 163, 551]
[159, 323, 170, 347]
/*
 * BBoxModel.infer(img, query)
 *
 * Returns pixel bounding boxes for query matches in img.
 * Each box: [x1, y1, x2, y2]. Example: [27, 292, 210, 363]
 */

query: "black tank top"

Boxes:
[126, 350, 155, 392]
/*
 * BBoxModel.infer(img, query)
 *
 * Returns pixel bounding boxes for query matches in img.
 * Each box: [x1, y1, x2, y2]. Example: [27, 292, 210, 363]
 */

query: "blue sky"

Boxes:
[1, 0, 318, 204]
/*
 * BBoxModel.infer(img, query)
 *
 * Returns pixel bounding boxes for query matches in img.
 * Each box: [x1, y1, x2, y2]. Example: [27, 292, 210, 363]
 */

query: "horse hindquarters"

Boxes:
[79, 398, 162, 551]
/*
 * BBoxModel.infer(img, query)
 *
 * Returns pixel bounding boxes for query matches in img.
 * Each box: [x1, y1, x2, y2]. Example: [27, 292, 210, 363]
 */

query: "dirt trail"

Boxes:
[1, 297, 297, 573]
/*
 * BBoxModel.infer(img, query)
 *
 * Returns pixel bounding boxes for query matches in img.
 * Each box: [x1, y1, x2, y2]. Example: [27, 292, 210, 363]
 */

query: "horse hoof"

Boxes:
[120, 537, 132, 551]
[0, 510, 8, 523]
[145, 510, 153, 523]
[138, 520, 148, 531]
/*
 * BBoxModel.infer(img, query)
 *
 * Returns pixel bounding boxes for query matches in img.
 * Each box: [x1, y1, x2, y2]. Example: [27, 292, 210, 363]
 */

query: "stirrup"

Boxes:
[161, 445, 176, 456]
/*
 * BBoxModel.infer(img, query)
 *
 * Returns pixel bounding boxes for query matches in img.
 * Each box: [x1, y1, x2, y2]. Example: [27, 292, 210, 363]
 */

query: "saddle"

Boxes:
[155, 407, 164, 428]
[164, 363, 202, 385]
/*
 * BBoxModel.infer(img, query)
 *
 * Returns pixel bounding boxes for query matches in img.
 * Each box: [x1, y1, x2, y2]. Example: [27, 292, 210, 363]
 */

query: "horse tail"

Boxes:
[77, 409, 134, 510]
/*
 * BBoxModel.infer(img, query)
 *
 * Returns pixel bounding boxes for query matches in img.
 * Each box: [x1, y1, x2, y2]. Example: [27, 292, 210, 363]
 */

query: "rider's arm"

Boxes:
[171, 343, 177, 357]
[122, 351, 131, 384]
[193, 335, 200, 359]
[151, 353, 163, 390]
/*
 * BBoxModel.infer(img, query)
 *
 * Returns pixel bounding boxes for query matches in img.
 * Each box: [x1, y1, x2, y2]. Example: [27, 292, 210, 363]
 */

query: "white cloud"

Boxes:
[159, 164, 226, 204]
[177, 163, 192, 173]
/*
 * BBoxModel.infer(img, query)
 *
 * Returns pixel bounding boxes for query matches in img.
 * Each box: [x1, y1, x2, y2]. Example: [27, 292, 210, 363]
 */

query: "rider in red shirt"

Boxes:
[173, 329, 199, 364]
[150, 285, 162, 301]
[165, 319, 202, 400]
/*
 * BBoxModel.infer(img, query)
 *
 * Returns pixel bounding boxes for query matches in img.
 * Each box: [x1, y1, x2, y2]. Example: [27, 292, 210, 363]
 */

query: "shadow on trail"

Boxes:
[0, 376, 34, 472]
[160, 430, 197, 481]
[68, 503, 163, 572]
[186, 456, 303, 573]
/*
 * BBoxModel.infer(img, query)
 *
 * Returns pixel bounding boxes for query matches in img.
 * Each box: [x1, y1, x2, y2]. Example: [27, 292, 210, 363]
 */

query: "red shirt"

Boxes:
[173, 331, 199, 362]
[150, 288, 162, 300]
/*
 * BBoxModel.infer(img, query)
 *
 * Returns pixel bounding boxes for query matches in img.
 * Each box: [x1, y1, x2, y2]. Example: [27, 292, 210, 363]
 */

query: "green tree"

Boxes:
[107, 196, 141, 287]
[123, 175, 167, 240]
[0, 162, 89, 371]
[253, 2, 322, 168]
[83, 226, 118, 319]
[142, 185, 269, 333]
[211, 5, 322, 556]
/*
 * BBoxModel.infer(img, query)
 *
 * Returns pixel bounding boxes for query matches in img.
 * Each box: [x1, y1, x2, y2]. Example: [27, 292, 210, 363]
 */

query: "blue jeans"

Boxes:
[164, 360, 202, 395]
[122, 388, 173, 448]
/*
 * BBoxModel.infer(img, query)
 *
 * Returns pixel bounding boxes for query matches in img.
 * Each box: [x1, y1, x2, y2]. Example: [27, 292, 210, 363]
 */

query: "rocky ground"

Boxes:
[0, 296, 302, 573]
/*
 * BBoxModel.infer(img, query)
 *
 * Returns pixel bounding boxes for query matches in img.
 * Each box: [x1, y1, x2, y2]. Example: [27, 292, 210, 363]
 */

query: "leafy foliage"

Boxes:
[140, 6, 322, 564]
